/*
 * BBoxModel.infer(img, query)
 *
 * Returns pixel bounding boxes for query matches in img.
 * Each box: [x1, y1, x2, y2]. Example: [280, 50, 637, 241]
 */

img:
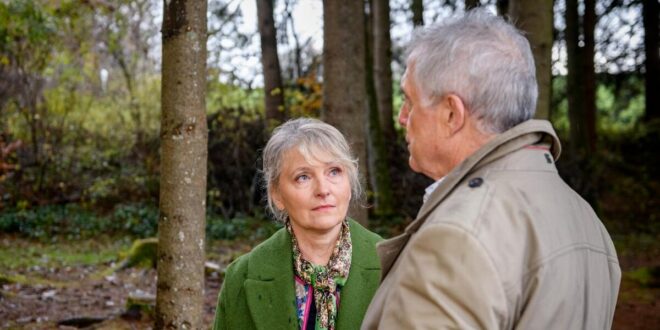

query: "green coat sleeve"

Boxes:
[212, 255, 252, 330]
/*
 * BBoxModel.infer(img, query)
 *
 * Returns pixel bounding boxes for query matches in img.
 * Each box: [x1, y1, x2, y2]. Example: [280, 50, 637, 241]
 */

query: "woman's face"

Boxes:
[271, 147, 351, 235]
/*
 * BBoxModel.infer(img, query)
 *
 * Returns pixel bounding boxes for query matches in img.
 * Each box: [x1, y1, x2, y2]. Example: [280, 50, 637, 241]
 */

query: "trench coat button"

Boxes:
[468, 177, 483, 188]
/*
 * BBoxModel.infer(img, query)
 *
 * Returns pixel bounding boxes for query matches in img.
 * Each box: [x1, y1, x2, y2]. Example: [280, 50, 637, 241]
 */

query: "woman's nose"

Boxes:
[315, 180, 330, 197]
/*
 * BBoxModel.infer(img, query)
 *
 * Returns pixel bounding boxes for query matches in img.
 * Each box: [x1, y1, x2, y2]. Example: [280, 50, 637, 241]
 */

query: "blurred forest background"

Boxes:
[0, 0, 658, 328]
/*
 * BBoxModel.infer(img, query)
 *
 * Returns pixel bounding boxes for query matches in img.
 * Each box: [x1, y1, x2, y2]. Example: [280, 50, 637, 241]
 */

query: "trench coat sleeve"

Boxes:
[378, 223, 508, 329]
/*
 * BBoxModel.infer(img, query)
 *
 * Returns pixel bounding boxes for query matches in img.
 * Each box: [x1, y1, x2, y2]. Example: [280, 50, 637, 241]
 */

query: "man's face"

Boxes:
[398, 69, 448, 180]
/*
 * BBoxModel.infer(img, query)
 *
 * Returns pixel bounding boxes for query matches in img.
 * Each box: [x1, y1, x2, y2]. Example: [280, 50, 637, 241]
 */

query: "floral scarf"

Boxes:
[287, 220, 352, 330]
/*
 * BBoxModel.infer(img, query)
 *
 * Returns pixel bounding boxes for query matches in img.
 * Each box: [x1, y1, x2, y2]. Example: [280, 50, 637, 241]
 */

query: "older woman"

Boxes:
[213, 118, 382, 330]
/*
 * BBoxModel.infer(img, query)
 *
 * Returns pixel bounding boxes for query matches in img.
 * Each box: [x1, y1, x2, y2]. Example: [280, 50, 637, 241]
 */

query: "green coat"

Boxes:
[213, 219, 382, 330]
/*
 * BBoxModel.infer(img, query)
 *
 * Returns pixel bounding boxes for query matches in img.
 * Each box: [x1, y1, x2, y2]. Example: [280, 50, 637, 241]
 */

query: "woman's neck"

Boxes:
[291, 223, 342, 266]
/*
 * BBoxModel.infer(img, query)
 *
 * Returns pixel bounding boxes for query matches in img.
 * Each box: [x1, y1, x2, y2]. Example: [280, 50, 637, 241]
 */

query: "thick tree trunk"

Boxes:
[322, 0, 368, 225]
[257, 0, 286, 125]
[156, 1, 208, 329]
[366, 0, 394, 217]
[509, 0, 553, 120]
[411, 0, 424, 27]
[643, 0, 660, 122]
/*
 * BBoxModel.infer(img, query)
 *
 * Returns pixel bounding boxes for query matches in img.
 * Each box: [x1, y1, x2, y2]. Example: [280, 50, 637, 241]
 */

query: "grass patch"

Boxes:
[0, 235, 129, 271]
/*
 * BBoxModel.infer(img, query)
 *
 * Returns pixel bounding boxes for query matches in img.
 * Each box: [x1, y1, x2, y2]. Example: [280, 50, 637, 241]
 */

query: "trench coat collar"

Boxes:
[244, 219, 380, 330]
[377, 119, 561, 278]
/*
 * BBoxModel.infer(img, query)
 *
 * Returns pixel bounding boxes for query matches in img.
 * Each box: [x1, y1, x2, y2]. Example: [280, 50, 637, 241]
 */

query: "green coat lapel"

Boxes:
[244, 229, 298, 330]
[242, 220, 381, 330]
[336, 220, 382, 328]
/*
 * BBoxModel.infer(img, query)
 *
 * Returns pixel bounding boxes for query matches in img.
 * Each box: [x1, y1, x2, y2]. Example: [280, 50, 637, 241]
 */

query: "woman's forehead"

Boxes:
[284, 145, 341, 166]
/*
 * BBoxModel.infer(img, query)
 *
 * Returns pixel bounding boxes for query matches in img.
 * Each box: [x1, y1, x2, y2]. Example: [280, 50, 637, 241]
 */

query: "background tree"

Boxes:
[496, 0, 509, 16]
[465, 0, 481, 10]
[412, 0, 424, 26]
[509, 0, 554, 120]
[156, 0, 208, 328]
[565, 0, 597, 155]
[643, 0, 659, 122]
[366, 0, 394, 217]
[257, 0, 286, 125]
[322, 0, 368, 225]
[373, 0, 397, 143]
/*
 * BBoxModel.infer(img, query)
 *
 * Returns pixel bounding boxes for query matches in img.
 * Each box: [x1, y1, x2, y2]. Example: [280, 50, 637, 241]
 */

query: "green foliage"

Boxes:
[111, 203, 159, 238]
[0, 204, 102, 241]
[624, 266, 660, 288]
[206, 213, 281, 241]
[0, 203, 159, 241]
[551, 74, 646, 137]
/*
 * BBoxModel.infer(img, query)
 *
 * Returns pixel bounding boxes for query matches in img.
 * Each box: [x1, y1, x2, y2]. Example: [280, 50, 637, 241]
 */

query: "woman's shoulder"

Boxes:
[348, 218, 383, 244]
[224, 226, 290, 278]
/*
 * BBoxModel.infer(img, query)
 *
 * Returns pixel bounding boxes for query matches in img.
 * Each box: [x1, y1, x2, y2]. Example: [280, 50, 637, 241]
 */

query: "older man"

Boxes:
[362, 9, 620, 330]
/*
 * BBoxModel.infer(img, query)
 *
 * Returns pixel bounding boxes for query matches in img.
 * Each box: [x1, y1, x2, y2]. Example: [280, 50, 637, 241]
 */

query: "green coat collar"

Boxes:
[244, 219, 381, 329]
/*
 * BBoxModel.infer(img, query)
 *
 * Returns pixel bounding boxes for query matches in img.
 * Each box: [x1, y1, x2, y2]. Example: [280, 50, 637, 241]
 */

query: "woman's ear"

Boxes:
[271, 189, 285, 211]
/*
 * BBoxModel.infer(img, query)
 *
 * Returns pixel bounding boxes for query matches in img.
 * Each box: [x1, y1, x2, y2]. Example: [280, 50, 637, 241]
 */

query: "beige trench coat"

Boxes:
[362, 120, 620, 329]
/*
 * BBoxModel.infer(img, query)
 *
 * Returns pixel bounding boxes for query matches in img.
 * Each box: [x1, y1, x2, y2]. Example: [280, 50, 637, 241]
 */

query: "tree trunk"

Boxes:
[322, 0, 368, 225]
[372, 0, 396, 143]
[366, 0, 394, 217]
[583, 0, 597, 151]
[508, 0, 553, 120]
[643, 0, 660, 122]
[465, 0, 480, 10]
[411, 0, 424, 27]
[496, 0, 509, 17]
[565, 0, 587, 156]
[257, 0, 286, 126]
[156, 1, 208, 329]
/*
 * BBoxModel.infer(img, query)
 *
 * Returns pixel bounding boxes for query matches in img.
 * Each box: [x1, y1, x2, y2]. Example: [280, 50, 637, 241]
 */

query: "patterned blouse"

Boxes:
[294, 275, 341, 330]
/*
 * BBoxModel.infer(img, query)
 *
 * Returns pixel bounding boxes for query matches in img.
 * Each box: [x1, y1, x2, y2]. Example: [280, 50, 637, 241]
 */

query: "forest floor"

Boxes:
[0, 233, 658, 329]
[0, 235, 253, 329]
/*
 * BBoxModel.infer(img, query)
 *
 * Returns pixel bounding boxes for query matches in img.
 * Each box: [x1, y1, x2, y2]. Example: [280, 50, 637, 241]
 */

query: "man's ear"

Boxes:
[444, 93, 467, 136]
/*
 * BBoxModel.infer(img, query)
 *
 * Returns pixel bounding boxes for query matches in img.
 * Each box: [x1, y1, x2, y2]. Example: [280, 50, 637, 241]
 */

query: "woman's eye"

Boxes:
[329, 167, 342, 176]
[295, 174, 310, 182]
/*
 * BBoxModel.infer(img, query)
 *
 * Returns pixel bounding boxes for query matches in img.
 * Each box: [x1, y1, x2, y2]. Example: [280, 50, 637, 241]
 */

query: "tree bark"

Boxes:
[372, 0, 396, 143]
[366, 0, 394, 217]
[322, 0, 368, 225]
[257, 0, 286, 126]
[508, 0, 553, 120]
[583, 0, 597, 151]
[465, 0, 480, 10]
[566, 0, 588, 155]
[496, 0, 509, 17]
[643, 0, 660, 122]
[411, 0, 424, 27]
[156, 1, 208, 329]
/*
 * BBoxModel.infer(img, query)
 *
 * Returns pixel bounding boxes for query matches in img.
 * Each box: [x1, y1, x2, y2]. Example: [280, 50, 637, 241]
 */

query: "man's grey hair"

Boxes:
[262, 117, 362, 222]
[406, 8, 537, 133]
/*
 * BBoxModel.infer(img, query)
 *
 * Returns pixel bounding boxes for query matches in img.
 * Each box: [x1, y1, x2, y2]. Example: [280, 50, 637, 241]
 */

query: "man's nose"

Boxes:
[398, 105, 408, 127]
